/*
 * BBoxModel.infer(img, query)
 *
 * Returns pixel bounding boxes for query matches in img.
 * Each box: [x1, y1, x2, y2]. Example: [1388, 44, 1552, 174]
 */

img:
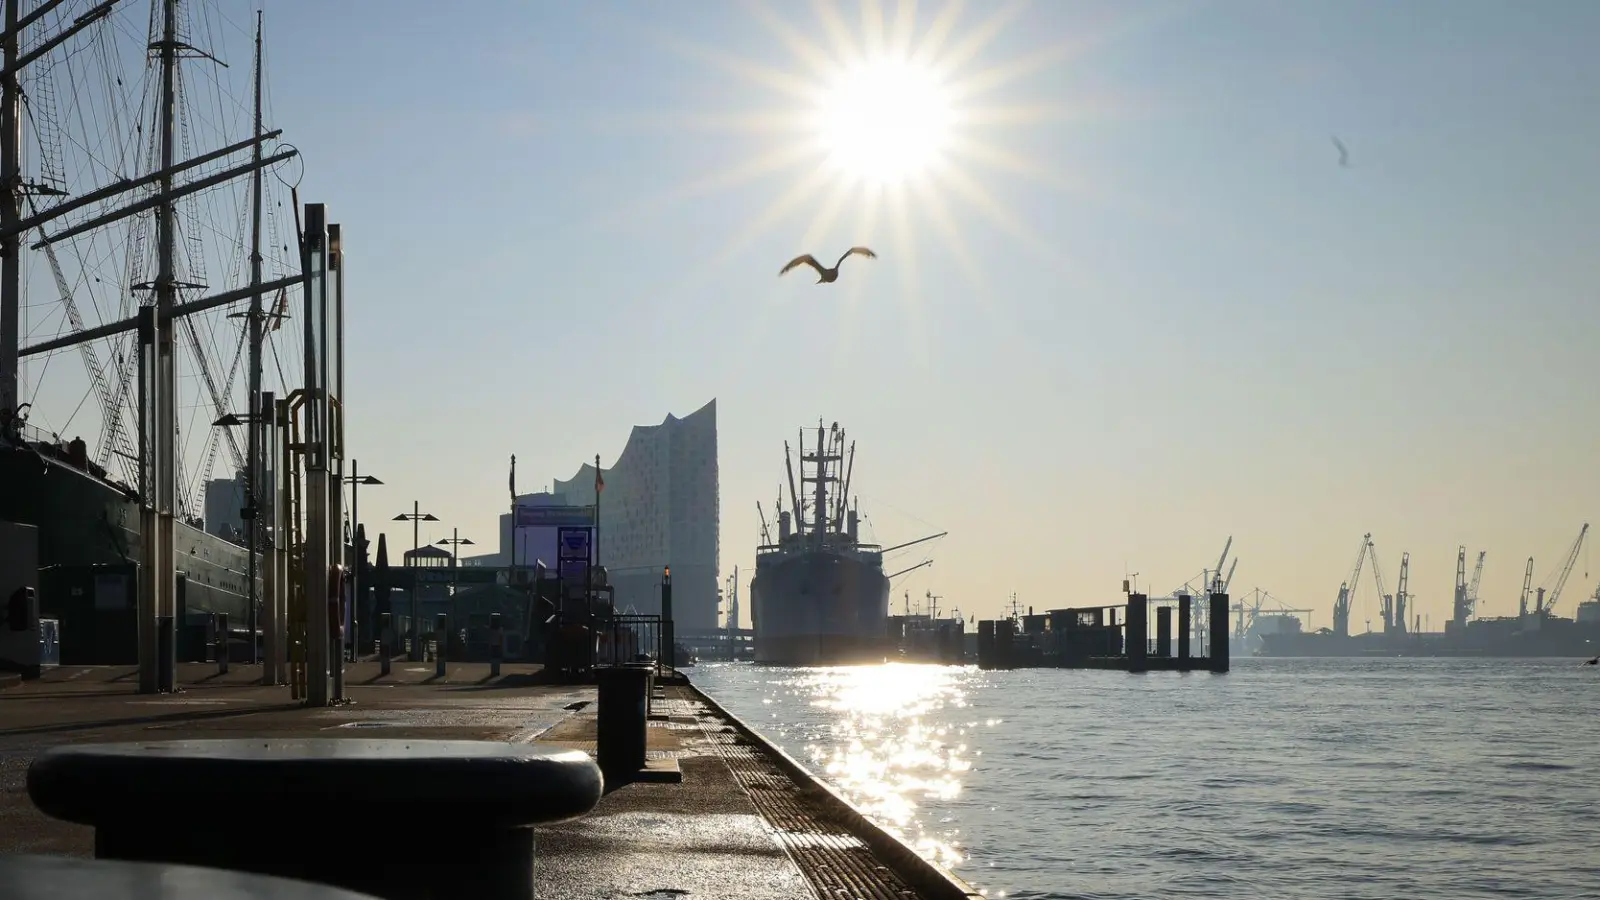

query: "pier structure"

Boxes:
[977, 592, 1230, 673]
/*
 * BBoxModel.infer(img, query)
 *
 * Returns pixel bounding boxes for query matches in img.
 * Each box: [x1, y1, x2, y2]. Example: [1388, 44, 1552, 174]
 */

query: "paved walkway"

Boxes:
[0, 664, 962, 900]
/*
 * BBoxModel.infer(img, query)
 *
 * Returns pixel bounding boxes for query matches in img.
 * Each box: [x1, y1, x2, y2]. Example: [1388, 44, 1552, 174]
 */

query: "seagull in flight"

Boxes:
[779, 247, 876, 283]
[1331, 135, 1350, 168]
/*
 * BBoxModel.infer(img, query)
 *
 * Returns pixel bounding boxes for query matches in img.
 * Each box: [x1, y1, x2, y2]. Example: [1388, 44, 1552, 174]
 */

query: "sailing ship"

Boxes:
[749, 421, 945, 666]
[0, 0, 303, 665]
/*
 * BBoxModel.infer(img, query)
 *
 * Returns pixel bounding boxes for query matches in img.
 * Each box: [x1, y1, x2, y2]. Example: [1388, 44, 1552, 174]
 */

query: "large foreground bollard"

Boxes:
[595, 664, 651, 783]
[26, 739, 603, 900]
[0, 855, 383, 899]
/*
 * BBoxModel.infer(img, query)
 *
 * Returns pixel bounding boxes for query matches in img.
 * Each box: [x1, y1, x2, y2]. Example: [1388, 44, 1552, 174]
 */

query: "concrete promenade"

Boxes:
[0, 663, 977, 900]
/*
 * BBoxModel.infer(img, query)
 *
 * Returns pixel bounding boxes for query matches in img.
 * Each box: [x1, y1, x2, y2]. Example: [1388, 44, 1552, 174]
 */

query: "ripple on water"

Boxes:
[693, 659, 1600, 900]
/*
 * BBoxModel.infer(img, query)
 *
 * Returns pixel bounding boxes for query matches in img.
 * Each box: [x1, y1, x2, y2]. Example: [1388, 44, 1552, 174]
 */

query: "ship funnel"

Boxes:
[847, 510, 859, 542]
[779, 510, 791, 541]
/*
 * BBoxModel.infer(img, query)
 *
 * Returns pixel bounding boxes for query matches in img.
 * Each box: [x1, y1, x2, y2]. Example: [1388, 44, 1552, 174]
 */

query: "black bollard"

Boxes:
[595, 664, 650, 784]
[434, 613, 448, 679]
[489, 613, 503, 678]
[215, 613, 229, 675]
[378, 613, 391, 678]
[156, 616, 175, 692]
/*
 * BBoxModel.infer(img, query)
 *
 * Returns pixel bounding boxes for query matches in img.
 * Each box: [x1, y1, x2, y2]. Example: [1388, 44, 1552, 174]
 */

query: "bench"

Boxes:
[0, 854, 383, 899]
[27, 738, 603, 900]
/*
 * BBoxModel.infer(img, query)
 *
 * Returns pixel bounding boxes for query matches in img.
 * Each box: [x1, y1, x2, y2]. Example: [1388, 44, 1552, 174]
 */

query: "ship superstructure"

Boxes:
[749, 421, 943, 666]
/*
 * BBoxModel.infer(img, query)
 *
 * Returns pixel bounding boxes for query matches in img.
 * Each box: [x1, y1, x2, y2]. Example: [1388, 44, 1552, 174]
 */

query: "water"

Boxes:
[691, 658, 1600, 899]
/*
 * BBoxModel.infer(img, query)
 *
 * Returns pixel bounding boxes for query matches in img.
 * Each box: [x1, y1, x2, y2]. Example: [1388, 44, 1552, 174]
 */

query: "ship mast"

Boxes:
[245, 9, 263, 664]
[0, 1, 20, 419]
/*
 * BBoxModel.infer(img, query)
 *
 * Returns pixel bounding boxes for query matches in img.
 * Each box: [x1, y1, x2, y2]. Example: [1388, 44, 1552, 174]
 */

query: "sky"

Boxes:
[21, 0, 1600, 630]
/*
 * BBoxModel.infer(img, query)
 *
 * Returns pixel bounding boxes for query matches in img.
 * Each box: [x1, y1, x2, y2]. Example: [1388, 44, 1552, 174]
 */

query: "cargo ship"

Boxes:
[749, 421, 944, 666]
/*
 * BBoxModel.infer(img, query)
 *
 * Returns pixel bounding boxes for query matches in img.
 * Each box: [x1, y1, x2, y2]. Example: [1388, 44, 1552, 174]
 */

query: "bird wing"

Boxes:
[780, 254, 822, 276]
[837, 246, 877, 267]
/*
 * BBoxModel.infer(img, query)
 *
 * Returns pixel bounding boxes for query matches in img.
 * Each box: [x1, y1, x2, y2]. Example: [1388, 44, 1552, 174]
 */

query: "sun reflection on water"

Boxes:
[788, 664, 973, 869]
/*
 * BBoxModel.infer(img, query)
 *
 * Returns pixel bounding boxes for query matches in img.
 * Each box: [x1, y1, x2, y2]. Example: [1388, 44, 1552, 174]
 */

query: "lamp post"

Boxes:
[341, 461, 383, 662]
[213, 410, 266, 664]
[392, 501, 439, 661]
[437, 529, 475, 656]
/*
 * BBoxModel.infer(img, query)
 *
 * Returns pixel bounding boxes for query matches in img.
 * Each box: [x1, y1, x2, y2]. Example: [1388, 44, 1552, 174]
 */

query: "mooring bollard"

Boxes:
[434, 613, 448, 679]
[595, 664, 651, 783]
[378, 613, 391, 678]
[489, 613, 503, 678]
[26, 739, 604, 900]
[215, 613, 229, 676]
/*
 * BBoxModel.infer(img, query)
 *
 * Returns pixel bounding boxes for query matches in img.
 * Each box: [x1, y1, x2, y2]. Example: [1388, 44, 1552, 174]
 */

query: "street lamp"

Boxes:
[393, 502, 439, 660]
[341, 461, 383, 662]
[437, 530, 475, 633]
[213, 410, 267, 664]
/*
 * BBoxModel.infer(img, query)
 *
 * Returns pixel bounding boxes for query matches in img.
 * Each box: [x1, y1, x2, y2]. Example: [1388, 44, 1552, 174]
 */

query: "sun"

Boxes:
[815, 59, 953, 186]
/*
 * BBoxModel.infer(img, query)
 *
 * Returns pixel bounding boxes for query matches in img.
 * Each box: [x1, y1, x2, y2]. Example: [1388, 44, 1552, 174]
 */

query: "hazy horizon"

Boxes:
[16, 0, 1600, 629]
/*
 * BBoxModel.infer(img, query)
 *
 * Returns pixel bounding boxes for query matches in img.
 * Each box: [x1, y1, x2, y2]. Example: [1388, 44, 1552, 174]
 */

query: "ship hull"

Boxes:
[750, 550, 891, 666]
[1257, 622, 1600, 658]
[1, 446, 253, 662]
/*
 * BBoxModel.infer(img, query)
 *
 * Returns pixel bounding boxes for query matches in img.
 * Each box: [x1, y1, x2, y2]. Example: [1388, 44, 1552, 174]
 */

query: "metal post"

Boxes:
[349, 460, 360, 662]
[153, 0, 180, 695]
[434, 612, 448, 679]
[411, 502, 420, 660]
[136, 307, 158, 694]
[378, 611, 392, 677]
[489, 612, 503, 678]
[661, 567, 673, 674]
[216, 612, 229, 675]
[302, 203, 329, 707]
[1178, 594, 1192, 663]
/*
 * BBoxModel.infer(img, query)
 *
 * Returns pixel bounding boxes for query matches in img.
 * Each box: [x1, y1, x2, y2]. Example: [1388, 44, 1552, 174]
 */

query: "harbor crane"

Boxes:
[1535, 523, 1589, 616]
[1518, 557, 1535, 618]
[1394, 552, 1410, 634]
[1332, 533, 1370, 637]
[1466, 552, 1486, 619]
[1369, 540, 1393, 633]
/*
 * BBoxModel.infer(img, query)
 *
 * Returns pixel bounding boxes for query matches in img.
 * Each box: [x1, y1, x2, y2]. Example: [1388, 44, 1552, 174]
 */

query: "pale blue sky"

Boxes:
[79, 0, 1600, 627]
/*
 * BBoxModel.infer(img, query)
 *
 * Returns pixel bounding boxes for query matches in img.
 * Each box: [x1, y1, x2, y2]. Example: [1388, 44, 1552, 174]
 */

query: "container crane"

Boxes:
[1536, 523, 1589, 616]
[1332, 533, 1370, 637]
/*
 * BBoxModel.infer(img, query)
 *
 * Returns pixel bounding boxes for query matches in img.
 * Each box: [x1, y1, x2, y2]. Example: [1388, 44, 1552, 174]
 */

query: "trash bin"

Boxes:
[595, 664, 651, 781]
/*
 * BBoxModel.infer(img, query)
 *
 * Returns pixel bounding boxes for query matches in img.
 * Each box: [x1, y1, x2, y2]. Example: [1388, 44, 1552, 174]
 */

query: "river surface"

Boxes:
[691, 658, 1600, 900]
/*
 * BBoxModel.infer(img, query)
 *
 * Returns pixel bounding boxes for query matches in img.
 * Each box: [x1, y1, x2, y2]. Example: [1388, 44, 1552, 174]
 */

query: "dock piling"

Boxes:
[1208, 592, 1229, 673]
[1126, 594, 1148, 674]
[378, 612, 391, 677]
[1155, 606, 1172, 658]
[1178, 594, 1192, 662]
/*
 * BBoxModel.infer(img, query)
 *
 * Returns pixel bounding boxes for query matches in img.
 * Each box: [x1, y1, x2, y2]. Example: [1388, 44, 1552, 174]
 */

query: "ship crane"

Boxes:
[1465, 551, 1486, 620]
[1332, 533, 1370, 637]
[1394, 551, 1410, 634]
[1536, 523, 1589, 616]
[888, 559, 932, 580]
[1369, 541, 1393, 633]
[1518, 557, 1535, 618]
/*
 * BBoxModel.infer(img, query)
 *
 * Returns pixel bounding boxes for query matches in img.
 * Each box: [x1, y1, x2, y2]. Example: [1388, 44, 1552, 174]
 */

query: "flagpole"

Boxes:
[593, 454, 602, 570]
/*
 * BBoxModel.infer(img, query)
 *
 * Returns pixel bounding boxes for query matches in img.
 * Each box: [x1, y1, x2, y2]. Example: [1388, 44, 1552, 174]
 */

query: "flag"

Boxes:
[594, 457, 604, 495]
[509, 454, 516, 503]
